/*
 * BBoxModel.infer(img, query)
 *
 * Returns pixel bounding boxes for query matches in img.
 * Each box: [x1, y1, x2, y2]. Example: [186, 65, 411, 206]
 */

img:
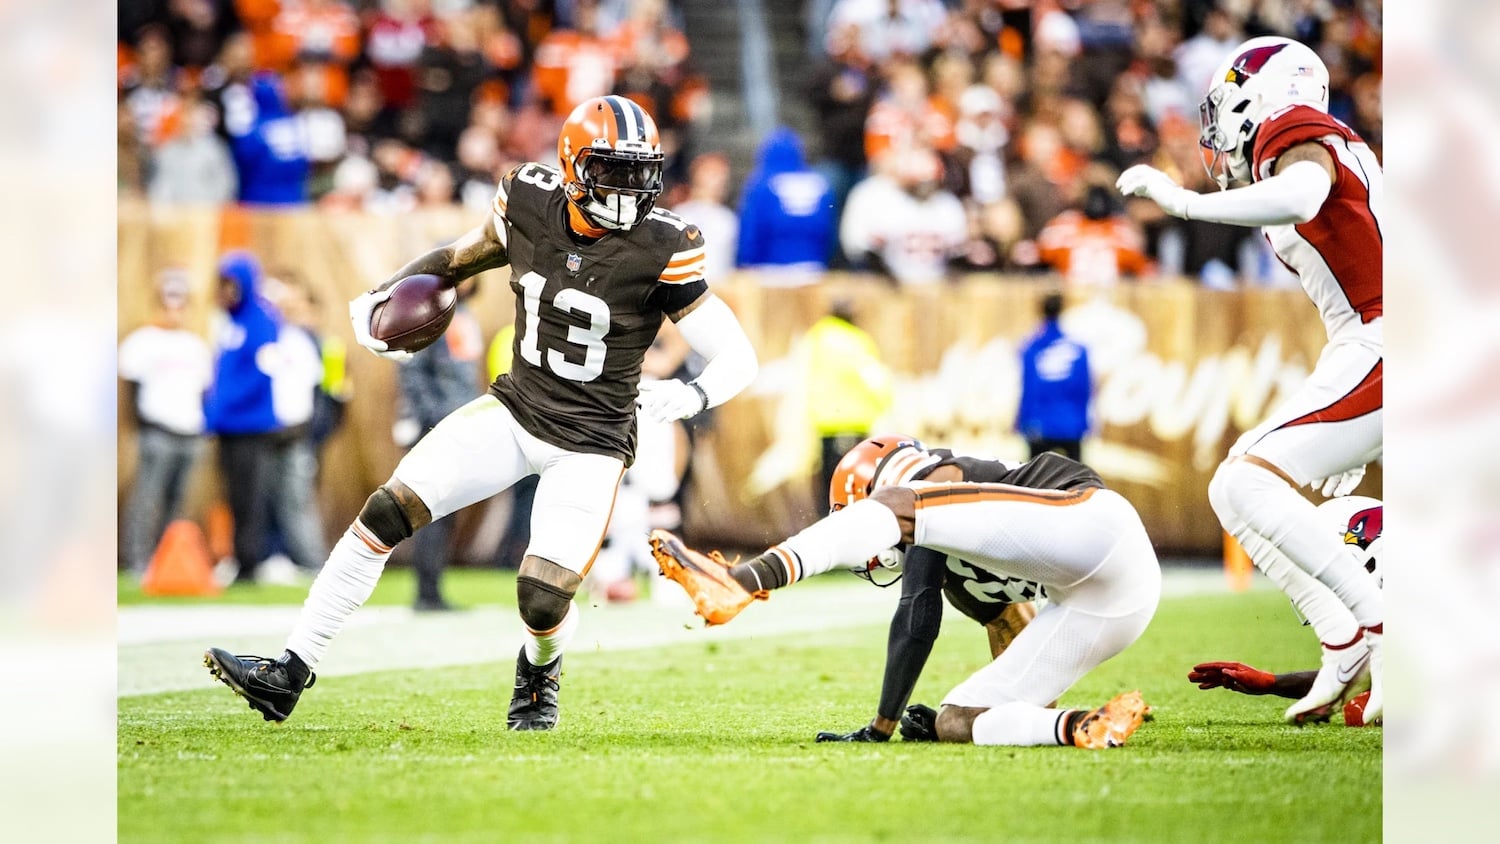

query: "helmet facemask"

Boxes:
[1199, 84, 1254, 190]
[572, 147, 664, 231]
[828, 435, 939, 587]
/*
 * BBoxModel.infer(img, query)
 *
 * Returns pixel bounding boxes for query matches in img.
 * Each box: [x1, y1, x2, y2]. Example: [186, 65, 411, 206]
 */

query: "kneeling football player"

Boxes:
[651, 435, 1162, 748]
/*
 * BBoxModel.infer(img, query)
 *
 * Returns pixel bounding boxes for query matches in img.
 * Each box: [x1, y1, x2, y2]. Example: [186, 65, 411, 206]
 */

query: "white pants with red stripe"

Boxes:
[394, 394, 625, 575]
[1229, 323, 1382, 484]
[909, 485, 1161, 709]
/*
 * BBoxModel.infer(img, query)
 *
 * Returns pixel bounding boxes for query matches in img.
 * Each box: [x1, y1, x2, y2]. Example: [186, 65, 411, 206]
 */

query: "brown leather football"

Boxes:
[369, 274, 457, 353]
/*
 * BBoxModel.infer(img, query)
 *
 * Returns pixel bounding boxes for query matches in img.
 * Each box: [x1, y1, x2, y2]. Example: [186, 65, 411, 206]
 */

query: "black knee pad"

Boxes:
[517, 575, 575, 632]
[359, 486, 414, 547]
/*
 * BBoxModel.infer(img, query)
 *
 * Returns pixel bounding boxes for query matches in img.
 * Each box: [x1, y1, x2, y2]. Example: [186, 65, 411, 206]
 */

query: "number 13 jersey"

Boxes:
[487, 162, 708, 464]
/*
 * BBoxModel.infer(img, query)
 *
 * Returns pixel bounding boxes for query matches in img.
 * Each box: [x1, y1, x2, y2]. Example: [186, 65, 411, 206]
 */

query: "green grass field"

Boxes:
[118, 585, 1380, 843]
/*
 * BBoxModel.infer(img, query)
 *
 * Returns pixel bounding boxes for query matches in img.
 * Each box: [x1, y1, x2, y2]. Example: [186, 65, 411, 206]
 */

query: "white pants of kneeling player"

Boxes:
[395, 394, 625, 575]
[913, 487, 1161, 746]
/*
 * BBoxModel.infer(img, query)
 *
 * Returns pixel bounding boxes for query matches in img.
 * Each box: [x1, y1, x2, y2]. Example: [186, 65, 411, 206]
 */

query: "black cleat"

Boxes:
[204, 648, 316, 722]
[507, 647, 561, 731]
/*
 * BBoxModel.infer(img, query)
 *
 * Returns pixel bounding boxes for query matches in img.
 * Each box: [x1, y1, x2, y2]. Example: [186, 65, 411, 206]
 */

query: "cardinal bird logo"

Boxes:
[1343, 506, 1383, 550]
[1225, 43, 1288, 85]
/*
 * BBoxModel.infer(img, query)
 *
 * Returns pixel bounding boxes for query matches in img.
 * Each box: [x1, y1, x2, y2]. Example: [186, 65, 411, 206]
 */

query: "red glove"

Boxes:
[1188, 661, 1279, 695]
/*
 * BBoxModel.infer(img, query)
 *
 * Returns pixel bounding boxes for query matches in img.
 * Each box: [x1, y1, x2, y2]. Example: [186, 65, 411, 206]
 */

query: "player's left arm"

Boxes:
[1188, 661, 1317, 699]
[636, 222, 758, 423]
[636, 289, 757, 423]
[1117, 140, 1334, 226]
[815, 546, 947, 743]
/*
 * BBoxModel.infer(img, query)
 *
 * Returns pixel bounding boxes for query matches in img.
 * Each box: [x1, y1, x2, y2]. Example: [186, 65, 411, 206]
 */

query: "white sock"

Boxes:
[1210, 460, 1383, 627]
[525, 601, 579, 667]
[1241, 532, 1360, 646]
[285, 520, 392, 668]
[773, 498, 903, 584]
[972, 701, 1073, 746]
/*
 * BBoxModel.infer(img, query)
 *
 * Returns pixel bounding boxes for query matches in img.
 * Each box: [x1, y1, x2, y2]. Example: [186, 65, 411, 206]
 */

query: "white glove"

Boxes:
[348, 288, 412, 362]
[1314, 465, 1366, 498]
[636, 379, 706, 423]
[1116, 164, 1195, 218]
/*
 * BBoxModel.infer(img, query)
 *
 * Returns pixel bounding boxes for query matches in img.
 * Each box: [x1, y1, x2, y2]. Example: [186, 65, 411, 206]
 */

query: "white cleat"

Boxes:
[1361, 626, 1383, 725]
[1285, 634, 1371, 725]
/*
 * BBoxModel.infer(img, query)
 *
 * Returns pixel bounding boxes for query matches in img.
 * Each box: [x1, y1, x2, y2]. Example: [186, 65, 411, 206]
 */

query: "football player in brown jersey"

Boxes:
[205, 95, 758, 730]
[651, 435, 1161, 748]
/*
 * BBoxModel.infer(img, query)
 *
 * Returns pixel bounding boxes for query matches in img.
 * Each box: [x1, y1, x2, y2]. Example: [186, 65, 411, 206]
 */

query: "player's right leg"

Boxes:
[1208, 339, 1383, 722]
[205, 396, 533, 722]
[505, 447, 626, 730]
[649, 489, 910, 624]
[929, 601, 1156, 748]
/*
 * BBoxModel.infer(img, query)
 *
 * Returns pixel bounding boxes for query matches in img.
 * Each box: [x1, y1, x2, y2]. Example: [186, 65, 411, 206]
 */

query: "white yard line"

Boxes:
[118, 568, 1258, 698]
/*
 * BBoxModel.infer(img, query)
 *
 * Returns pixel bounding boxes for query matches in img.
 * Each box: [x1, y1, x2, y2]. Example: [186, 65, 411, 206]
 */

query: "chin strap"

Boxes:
[853, 566, 903, 588]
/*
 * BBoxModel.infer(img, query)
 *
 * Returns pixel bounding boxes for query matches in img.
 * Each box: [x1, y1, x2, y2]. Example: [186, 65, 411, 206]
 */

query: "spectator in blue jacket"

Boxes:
[1015, 291, 1092, 462]
[735, 127, 836, 284]
[205, 251, 285, 583]
[227, 73, 310, 206]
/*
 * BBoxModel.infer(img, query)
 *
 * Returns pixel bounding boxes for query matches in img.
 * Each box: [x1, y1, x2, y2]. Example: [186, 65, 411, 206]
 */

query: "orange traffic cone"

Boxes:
[141, 519, 223, 597]
[1223, 531, 1253, 592]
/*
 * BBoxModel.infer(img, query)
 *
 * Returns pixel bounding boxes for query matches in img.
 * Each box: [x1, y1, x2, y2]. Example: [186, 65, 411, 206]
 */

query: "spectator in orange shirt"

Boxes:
[533, 0, 621, 117]
[864, 59, 954, 163]
[1036, 184, 1152, 289]
[274, 0, 361, 108]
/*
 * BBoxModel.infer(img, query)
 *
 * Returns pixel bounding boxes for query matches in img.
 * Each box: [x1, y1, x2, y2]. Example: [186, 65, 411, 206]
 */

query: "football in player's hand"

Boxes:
[370, 274, 457, 353]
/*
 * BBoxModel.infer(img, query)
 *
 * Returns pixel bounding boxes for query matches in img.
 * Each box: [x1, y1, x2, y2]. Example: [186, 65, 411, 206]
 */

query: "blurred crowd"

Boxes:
[120, 1, 1381, 289]
[788, 0, 1383, 288]
[117, 0, 709, 214]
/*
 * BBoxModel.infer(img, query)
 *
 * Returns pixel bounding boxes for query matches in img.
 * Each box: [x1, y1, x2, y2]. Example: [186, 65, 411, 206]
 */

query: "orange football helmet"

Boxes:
[828, 434, 938, 512]
[557, 94, 665, 231]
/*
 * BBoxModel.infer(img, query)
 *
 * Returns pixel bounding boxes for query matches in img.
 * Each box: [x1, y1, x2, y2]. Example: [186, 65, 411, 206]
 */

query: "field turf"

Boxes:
[118, 583, 1380, 843]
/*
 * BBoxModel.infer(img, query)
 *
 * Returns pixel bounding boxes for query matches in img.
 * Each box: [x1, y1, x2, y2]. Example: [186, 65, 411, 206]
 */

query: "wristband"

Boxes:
[688, 381, 710, 413]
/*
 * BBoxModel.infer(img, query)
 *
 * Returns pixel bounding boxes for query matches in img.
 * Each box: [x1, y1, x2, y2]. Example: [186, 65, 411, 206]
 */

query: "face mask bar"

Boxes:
[1199, 88, 1234, 191]
[576, 149, 664, 229]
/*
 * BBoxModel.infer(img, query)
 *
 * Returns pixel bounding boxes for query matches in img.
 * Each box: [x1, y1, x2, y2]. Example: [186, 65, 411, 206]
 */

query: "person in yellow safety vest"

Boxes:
[806, 298, 894, 516]
[487, 323, 515, 383]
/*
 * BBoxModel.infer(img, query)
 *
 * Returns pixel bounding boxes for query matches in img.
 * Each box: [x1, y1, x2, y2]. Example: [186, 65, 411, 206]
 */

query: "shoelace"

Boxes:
[520, 669, 559, 704]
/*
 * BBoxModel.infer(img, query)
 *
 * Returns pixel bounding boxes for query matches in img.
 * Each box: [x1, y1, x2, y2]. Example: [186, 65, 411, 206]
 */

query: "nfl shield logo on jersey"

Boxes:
[566, 253, 582, 273]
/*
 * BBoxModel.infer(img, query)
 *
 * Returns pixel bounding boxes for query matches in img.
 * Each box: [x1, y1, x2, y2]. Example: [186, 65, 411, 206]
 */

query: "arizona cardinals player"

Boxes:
[1117, 36, 1384, 724]
[203, 95, 758, 731]
[1189, 498, 1383, 726]
[651, 435, 1162, 748]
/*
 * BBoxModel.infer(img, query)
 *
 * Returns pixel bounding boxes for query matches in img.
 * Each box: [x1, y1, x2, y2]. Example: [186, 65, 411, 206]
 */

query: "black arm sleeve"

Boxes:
[1271, 670, 1319, 699]
[649, 279, 709, 316]
[876, 546, 948, 722]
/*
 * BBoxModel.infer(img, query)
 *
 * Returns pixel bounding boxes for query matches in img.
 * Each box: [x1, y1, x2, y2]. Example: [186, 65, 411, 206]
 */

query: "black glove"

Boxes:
[899, 704, 938, 742]
[814, 724, 890, 743]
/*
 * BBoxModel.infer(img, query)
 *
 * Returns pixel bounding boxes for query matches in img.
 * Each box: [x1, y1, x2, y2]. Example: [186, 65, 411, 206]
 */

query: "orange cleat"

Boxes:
[649, 529, 767, 625]
[1073, 690, 1150, 749]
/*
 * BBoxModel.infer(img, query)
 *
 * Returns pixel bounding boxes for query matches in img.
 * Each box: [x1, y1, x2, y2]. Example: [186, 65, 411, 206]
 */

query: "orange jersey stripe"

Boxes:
[914, 483, 1098, 510]
[666, 252, 705, 268]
